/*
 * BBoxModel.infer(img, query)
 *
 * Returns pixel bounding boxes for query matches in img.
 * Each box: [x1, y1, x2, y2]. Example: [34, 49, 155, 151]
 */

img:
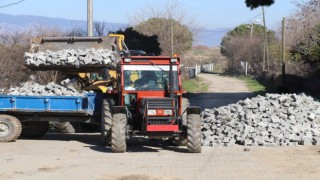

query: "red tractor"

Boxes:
[101, 55, 202, 153]
[21, 36, 201, 153]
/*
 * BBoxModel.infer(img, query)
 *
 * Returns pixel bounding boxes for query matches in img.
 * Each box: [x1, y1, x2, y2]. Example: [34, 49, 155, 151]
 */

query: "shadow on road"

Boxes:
[185, 92, 255, 110]
[25, 133, 188, 153]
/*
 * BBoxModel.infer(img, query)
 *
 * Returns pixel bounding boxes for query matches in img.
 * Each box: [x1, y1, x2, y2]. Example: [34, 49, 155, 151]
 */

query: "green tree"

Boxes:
[284, 0, 320, 76]
[221, 24, 276, 73]
[134, 18, 193, 56]
[113, 27, 161, 55]
[293, 24, 320, 62]
[245, 0, 275, 9]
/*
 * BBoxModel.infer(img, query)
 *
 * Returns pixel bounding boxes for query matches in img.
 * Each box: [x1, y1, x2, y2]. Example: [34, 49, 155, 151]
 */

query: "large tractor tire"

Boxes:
[187, 113, 202, 153]
[101, 99, 113, 146]
[0, 115, 22, 142]
[21, 121, 49, 139]
[111, 113, 127, 153]
[181, 97, 190, 126]
[53, 122, 75, 133]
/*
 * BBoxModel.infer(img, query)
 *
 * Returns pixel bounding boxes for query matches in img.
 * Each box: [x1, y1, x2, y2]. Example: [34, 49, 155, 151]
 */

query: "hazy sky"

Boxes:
[0, 0, 298, 30]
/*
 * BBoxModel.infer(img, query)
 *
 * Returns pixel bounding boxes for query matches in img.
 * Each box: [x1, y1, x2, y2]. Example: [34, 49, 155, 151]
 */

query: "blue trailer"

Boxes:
[0, 93, 99, 142]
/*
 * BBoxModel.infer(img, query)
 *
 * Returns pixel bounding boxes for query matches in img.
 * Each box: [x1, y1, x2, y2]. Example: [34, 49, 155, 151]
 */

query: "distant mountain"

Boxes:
[0, 13, 125, 32]
[0, 13, 227, 47]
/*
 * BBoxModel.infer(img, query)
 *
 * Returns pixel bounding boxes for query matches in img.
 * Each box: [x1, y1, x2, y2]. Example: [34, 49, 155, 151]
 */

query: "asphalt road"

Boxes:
[187, 73, 255, 110]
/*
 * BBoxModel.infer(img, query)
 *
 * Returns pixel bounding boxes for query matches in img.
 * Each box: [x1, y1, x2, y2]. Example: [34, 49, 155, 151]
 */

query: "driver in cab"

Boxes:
[134, 71, 157, 89]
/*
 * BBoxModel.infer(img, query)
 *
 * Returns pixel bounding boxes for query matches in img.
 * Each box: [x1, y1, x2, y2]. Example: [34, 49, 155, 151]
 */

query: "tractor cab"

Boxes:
[119, 56, 184, 133]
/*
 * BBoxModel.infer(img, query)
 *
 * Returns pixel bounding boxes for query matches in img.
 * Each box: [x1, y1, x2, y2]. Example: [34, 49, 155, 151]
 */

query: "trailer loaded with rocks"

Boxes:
[0, 36, 117, 142]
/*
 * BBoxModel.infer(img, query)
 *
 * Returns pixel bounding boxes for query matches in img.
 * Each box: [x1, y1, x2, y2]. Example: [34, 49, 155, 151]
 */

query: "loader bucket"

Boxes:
[26, 36, 119, 72]
[30, 36, 117, 53]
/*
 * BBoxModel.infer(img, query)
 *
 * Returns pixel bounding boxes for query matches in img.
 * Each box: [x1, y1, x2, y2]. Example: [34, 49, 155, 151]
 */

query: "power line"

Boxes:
[195, 14, 262, 40]
[0, 0, 25, 9]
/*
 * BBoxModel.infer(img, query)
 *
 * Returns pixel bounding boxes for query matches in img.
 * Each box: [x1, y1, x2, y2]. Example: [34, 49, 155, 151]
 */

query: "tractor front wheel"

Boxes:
[111, 113, 127, 153]
[187, 114, 202, 153]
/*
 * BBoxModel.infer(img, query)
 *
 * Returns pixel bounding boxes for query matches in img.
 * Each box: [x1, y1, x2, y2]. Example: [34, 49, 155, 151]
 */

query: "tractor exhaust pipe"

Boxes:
[169, 60, 174, 98]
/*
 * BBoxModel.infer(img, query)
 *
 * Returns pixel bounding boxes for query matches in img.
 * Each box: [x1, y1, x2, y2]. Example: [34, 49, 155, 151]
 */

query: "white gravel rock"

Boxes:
[24, 48, 116, 67]
[0, 81, 86, 96]
[201, 93, 320, 147]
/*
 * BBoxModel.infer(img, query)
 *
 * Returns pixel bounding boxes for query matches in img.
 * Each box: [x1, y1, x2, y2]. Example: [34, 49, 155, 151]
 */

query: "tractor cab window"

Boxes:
[123, 65, 179, 91]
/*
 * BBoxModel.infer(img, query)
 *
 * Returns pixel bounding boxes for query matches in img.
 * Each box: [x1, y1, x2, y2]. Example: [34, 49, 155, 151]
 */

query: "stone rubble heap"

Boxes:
[24, 48, 116, 67]
[0, 81, 85, 96]
[201, 93, 320, 147]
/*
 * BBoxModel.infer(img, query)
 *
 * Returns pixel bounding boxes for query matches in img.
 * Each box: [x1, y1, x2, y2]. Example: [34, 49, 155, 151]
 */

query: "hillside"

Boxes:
[0, 13, 124, 32]
[0, 13, 226, 47]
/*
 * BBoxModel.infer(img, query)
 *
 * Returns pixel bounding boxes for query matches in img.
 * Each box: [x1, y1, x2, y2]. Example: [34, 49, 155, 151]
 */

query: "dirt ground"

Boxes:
[1, 73, 320, 180]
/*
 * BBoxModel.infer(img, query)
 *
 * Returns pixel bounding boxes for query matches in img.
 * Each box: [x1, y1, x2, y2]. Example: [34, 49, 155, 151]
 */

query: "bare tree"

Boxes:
[32, 24, 66, 37]
[67, 26, 87, 37]
[130, 0, 200, 55]
[94, 21, 108, 36]
[283, 0, 320, 76]
[286, 0, 320, 48]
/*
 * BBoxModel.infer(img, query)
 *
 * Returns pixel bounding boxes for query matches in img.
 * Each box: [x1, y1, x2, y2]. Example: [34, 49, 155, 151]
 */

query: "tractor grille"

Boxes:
[146, 98, 177, 109]
[145, 98, 179, 125]
[148, 119, 173, 125]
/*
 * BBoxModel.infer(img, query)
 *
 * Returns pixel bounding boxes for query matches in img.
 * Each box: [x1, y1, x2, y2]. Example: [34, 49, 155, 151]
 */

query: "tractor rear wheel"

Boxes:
[111, 113, 127, 153]
[21, 121, 49, 139]
[0, 115, 22, 142]
[101, 99, 113, 146]
[187, 114, 202, 153]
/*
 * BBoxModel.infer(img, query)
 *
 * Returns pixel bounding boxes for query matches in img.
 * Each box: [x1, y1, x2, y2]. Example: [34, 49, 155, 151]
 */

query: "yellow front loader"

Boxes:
[28, 34, 128, 93]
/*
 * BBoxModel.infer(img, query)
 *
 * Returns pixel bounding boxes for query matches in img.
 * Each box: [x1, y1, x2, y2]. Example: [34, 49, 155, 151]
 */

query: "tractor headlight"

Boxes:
[164, 110, 173, 115]
[170, 58, 177, 63]
[124, 58, 131, 62]
[147, 109, 157, 115]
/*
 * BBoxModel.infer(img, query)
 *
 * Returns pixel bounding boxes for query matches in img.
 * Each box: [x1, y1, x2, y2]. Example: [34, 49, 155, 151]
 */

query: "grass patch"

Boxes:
[237, 75, 266, 94]
[182, 77, 208, 93]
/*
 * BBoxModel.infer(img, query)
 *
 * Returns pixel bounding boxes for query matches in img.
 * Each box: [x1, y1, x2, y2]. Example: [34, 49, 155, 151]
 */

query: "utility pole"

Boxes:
[262, 7, 269, 71]
[250, 21, 253, 39]
[247, 21, 254, 76]
[282, 17, 286, 89]
[171, 19, 174, 56]
[87, 0, 93, 36]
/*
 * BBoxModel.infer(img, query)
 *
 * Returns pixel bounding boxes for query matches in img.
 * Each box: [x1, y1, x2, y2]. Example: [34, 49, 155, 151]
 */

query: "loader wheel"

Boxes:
[0, 115, 22, 142]
[187, 114, 202, 153]
[21, 121, 49, 139]
[111, 113, 127, 153]
[101, 99, 113, 146]
[53, 122, 75, 133]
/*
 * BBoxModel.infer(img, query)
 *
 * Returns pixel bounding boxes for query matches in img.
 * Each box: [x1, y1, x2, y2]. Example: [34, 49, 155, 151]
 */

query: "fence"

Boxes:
[182, 63, 214, 79]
